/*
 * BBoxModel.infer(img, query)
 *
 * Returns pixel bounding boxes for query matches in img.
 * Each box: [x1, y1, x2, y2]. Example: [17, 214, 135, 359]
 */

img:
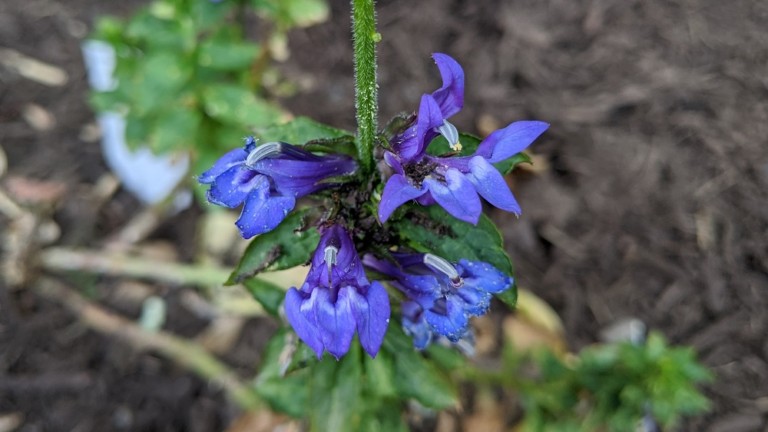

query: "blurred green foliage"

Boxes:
[89, 0, 329, 176]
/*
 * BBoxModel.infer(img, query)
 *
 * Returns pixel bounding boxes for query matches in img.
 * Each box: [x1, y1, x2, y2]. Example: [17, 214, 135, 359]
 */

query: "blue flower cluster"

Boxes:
[199, 54, 546, 358]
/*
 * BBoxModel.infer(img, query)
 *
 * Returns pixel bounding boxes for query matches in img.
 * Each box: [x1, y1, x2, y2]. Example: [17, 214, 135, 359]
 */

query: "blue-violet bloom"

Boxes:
[285, 225, 390, 359]
[199, 138, 356, 238]
[379, 53, 549, 224]
[364, 253, 512, 348]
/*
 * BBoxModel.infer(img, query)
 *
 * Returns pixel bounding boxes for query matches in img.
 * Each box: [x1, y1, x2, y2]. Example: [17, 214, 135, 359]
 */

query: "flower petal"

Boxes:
[315, 288, 356, 359]
[423, 168, 482, 224]
[379, 174, 428, 222]
[350, 282, 390, 358]
[284, 287, 325, 359]
[475, 121, 549, 163]
[206, 166, 262, 208]
[235, 181, 296, 238]
[425, 296, 469, 342]
[466, 156, 521, 215]
[396, 94, 444, 161]
[458, 259, 513, 294]
[402, 301, 433, 350]
[198, 148, 248, 184]
[431, 53, 464, 118]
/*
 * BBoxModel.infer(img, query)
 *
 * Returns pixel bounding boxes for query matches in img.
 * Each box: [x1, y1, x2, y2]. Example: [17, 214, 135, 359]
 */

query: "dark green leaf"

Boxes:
[227, 209, 319, 285]
[384, 327, 458, 409]
[309, 346, 363, 432]
[254, 330, 310, 417]
[242, 278, 284, 316]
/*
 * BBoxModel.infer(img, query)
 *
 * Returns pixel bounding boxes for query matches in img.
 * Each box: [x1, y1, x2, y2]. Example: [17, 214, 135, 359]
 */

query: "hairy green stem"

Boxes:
[351, 0, 378, 173]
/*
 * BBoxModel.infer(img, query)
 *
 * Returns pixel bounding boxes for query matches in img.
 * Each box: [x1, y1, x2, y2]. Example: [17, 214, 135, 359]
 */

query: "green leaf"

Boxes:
[309, 347, 364, 432]
[254, 330, 310, 417]
[364, 350, 397, 399]
[253, 116, 353, 145]
[282, 0, 329, 27]
[131, 52, 192, 115]
[202, 83, 284, 128]
[198, 39, 260, 71]
[427, 132, 532, 174]
[242, 278, 284, 316]
[384, 327, 458, 409]
[227, 209, 320, 285]
[150, 106, 201, 153]
[396, 205, 517, 307]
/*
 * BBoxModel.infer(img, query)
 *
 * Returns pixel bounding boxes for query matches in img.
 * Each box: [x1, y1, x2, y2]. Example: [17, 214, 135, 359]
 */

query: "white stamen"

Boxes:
[424, 254, 463, 287]
[245, 142, 282, 167]
[437, 120, 461, 152]
[323, 245, 339, 284]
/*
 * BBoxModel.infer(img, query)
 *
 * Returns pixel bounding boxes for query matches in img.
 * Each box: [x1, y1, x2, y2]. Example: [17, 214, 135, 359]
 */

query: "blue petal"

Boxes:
[458, 260, 513, 294]
[379, 174, 427, 222]
[235, 181, 296, 239]
[455, 285, 492, 317]
[315, 288, 356, 359]
[350, 282, 390, 358]
[424, 296, 469, 342]
[396, 94, 444, 161]
[206, 166, 263, 208]
[424, 168, 482, 224]
[475, 121, 549, 163]
[198, 148, 248, 184]
[466, 156, 522, 215]
[402, 301, 433, 350]
[284, 287, 325, 359]
[431, 53, 464, 118]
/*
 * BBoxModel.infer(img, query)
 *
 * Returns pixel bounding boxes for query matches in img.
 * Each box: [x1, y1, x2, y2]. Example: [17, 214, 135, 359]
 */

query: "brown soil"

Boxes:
[2, 0, 767, 430]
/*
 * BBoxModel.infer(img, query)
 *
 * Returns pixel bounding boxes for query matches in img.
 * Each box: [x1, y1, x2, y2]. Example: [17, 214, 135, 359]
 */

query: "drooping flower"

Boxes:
[285, 225, 390, 359]
[199, 138, 356, 238]
[378, 54, 549, 224]
[364, 253, 512, 348]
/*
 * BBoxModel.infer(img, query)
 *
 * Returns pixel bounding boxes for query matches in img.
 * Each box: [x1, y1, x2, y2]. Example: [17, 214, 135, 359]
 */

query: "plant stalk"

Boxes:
[351, 0, 378, 173]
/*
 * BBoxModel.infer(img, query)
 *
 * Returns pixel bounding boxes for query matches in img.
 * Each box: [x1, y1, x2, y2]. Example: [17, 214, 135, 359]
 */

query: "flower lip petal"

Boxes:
[284, 287, 325, 359]
[423, 168, 482, 224]
[235, 181, 296, 239]
[396, 94, 444, 161]
[198, 148, 248, 184]
[379, 174, 428, 222]
[467, 156, 522, 215]
[351, 281, 390, 358]
[206, 166, 262, 208]
[315, 288, 357, 359]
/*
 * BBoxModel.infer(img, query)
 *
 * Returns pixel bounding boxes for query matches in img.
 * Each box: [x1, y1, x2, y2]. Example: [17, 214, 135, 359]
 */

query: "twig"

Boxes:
[34, 278, 263, 411]
[38, 247, 232, 287]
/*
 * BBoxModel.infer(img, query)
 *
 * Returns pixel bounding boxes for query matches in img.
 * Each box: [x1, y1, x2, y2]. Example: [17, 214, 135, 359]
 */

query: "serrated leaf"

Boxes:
[253, 116, 353, 145]
[202, 83, 284, 128]
[242, 278, 284, 316]
[227, 209, 319, 285]
[309, 347, 363, 432]
[384, 327, 458, 409]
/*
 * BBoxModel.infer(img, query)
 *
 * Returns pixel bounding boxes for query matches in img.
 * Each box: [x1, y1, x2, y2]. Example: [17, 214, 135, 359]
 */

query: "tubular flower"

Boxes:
[285, 225, 390, 359]
[378, 53, 549, 224]
[364, 253, 511, 348]
[199, 137, 356, 238]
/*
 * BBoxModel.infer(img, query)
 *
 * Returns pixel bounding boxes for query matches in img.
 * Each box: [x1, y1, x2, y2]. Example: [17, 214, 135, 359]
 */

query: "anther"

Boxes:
[245, 142, 282, 167]
[436, 120, 461, 152]
[423, 254, 463, 287]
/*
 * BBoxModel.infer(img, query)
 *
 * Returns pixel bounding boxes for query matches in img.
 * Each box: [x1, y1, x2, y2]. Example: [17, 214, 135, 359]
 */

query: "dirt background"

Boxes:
[2, 0, 768, 431]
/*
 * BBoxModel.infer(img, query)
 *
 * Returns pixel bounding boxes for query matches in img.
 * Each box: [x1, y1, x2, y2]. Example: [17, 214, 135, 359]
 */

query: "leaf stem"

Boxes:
[351, 0, 378, 174]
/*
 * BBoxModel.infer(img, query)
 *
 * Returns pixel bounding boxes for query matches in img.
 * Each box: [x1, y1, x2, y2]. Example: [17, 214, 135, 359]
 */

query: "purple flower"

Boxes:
[199, 138, 356, 238]
[378, 54, 549, 224]
[364, 253, 512, 348]
[285, 225, 390, 359]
